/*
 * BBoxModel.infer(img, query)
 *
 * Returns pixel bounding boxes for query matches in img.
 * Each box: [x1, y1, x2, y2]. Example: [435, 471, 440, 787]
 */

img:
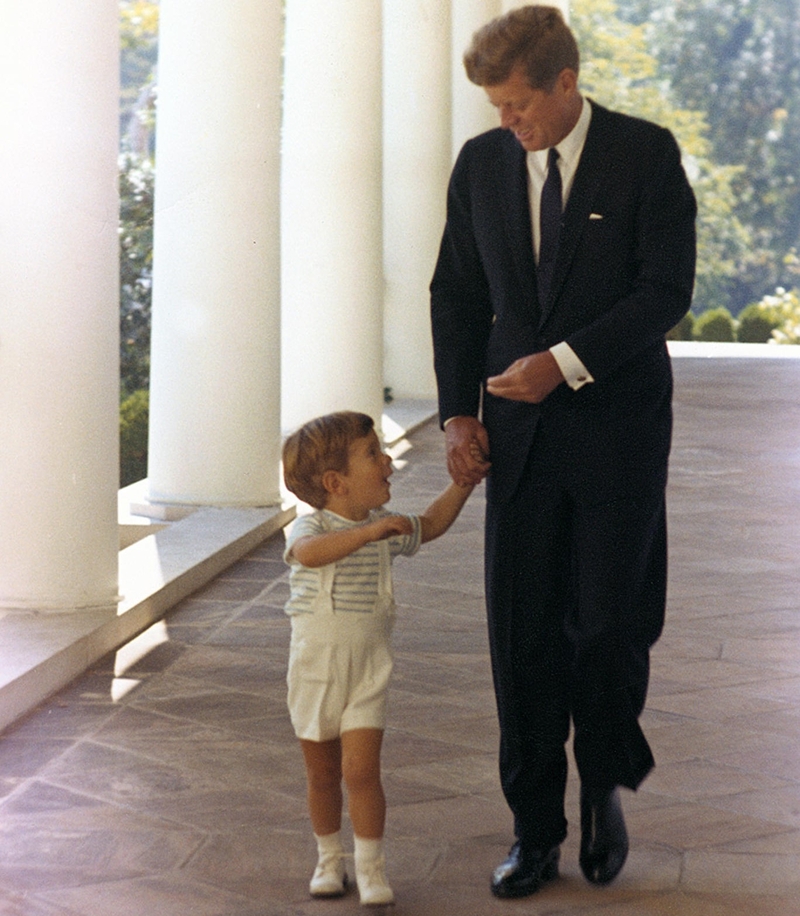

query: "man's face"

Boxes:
[484, 65, 579, 151]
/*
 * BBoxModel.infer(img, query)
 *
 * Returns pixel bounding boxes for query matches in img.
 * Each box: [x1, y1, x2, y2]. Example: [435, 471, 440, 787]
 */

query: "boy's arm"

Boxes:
[419, 481, 474, 544]
[290, 515, 414, 568]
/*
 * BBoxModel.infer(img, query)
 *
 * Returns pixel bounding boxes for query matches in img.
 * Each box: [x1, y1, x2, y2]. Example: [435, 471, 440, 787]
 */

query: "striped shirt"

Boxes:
[284, 508, 422, 615]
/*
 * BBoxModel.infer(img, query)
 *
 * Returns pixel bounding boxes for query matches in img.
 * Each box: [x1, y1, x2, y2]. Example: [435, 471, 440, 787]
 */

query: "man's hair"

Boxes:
[282, 411, 375, 509]
[464, 5, 579, 91]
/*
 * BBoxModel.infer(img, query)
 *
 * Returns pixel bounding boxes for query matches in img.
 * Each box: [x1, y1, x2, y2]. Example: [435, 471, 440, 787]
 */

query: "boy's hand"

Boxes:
[368, 515, 413, 541]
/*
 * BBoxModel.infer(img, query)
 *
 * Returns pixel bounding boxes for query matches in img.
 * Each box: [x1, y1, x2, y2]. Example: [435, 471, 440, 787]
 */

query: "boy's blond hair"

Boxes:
[282, 411, 375, 509]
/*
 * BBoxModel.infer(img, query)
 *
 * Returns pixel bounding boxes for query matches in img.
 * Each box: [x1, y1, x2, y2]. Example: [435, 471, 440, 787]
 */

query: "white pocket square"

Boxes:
[589, 213, 603, 220]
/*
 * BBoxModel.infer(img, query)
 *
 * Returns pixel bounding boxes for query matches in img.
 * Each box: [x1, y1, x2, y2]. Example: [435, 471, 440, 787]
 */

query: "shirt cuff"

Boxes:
[550, 342, 594, 391]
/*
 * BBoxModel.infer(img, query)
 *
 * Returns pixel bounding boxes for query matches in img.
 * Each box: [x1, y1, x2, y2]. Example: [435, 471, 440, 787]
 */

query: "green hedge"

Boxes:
[666, 311, 695, 341]
[693, 307, 736, 342]
[736, 303, 781, 343]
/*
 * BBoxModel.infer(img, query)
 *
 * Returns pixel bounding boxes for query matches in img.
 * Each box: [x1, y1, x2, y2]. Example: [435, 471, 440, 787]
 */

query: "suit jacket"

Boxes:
[430, 100, 697, 504]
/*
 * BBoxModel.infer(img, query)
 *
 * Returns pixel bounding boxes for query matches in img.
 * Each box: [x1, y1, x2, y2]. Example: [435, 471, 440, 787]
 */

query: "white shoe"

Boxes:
[356, 854, 394, 906]
[309, 851, 347, 897]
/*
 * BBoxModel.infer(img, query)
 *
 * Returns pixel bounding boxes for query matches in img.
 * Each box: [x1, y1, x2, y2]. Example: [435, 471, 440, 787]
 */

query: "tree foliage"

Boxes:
[751, 286, 800, 345]
[119, 153, 154, 399]
[120, 388, 149, 487]
[119, 1, 158, 401]
[571, 0, 751, 313]
[120, 1, 159, 146]
[612, 0, 800, 313]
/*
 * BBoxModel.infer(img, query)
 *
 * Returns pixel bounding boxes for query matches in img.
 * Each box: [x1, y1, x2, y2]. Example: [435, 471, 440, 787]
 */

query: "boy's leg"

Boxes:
[300, 737, 348, 897]
[342, 728, 394, 905]
[299, 737, 343, 835]
[340, 728, 385, 837]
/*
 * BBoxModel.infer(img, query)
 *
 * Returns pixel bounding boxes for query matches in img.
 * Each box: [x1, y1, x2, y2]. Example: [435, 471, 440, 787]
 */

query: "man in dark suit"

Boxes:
[430, 5, 696, 899]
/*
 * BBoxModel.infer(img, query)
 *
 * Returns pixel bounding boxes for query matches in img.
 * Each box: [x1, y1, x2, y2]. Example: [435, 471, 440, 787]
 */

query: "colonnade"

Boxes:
[0, 1, 566, 616]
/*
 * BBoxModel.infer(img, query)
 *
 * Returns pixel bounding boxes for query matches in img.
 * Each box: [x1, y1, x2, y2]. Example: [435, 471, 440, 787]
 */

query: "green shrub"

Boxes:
[666, 311, 695, 341]
[120, 389, 149, 487]
[736, 303, 781, 343]
[693, 307, 736, 342]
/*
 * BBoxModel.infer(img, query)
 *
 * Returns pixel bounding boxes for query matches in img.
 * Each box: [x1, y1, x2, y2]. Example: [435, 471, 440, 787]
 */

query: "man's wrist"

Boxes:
[550, 341, 593, 390]
[443, 415, 474, 428]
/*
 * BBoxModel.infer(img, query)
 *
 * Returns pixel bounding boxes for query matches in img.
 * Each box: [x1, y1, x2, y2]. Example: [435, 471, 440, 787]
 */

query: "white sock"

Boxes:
[354, 835, 384, 864]
[354, 836, 393, 904]
[315, 831, 344, 856]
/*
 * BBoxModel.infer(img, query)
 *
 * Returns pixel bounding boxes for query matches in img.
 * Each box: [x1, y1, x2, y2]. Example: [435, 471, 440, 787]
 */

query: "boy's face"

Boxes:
[339, 430, 393, 516]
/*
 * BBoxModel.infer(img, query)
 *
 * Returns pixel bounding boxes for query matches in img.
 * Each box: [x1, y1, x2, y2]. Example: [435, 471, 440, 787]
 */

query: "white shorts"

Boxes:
[287, 611, 394, 742]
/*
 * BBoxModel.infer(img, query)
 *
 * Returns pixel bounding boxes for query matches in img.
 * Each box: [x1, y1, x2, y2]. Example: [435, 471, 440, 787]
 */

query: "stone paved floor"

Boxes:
[1, 356, 799, 915]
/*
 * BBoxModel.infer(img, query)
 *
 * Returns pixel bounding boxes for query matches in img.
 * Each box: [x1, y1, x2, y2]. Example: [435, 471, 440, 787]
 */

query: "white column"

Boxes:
[452, 0, 502, 156]
[0, 2, 119, 612]
[383, 1, 452, 401]
[148, 0, 283, 506]
[281, 0, 384, 433]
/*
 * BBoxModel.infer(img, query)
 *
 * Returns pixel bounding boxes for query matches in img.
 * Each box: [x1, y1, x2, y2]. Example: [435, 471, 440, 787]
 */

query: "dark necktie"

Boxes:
[538, 147, 562, 304]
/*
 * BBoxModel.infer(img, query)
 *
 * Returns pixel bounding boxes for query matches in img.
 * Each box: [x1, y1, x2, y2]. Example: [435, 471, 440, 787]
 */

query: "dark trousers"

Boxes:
[484, 414, 667, 849]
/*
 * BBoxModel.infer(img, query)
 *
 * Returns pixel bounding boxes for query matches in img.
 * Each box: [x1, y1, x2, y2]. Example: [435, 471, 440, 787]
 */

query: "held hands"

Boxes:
[444, 351, 566, 487]
[445, 416, 491, 488]
[486, 350, 565, 404]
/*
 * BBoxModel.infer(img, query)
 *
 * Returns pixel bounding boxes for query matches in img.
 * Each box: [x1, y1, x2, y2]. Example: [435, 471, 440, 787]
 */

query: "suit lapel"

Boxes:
[496, 136, 539, 321]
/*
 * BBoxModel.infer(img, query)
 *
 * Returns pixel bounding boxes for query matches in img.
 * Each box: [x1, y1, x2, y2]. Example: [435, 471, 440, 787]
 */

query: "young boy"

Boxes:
[282, 411, 476, 906]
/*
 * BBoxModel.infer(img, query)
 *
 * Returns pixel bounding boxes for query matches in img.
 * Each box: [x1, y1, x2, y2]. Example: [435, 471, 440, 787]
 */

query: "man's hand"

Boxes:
[486, 350, 565, 403]
[445, 416, 491, 487]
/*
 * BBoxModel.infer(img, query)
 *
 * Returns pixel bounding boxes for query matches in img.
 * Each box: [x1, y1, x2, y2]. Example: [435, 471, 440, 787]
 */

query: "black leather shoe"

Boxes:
[491, 841, 560, 899]
[579, 786, 629, 885]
